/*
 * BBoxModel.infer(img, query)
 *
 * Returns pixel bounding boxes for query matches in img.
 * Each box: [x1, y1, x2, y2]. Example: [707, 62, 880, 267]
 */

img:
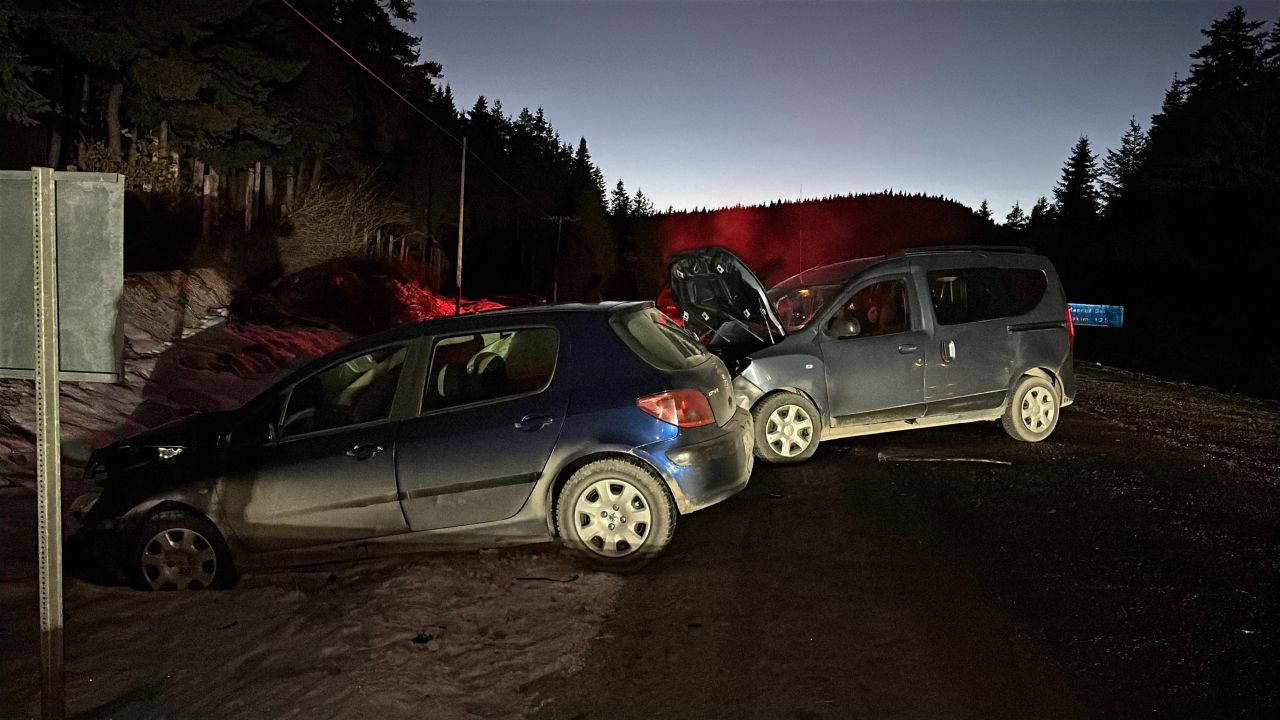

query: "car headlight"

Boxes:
[155, 446, 185, 460]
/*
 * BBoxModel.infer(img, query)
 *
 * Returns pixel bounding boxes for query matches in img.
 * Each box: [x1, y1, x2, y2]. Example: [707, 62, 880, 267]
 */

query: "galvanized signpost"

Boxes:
[1, 168, 124, 720]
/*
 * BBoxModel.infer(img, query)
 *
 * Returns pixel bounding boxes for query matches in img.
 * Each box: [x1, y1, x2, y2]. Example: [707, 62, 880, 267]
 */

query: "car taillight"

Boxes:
[637, 389, 715, 428]
[1065, 304, 1075, 350]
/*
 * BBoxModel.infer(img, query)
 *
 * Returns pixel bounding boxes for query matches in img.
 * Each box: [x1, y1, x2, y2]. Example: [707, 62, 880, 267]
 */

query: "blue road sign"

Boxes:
[1069, 303, 1125, 328]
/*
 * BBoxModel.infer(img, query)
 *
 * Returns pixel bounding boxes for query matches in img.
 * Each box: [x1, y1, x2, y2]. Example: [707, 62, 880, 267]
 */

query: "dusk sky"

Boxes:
[411, 1, 1280, 218]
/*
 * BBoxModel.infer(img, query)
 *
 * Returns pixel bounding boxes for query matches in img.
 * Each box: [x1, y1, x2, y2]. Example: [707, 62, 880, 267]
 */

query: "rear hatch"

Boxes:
[667, 247, 785, 349]
[610, 305, 737, 426]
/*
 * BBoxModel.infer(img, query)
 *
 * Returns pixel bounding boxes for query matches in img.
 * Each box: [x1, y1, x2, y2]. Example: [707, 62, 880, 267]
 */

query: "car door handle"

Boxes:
[897, 344, 918, 354]
[346, 443, 384, 460]
[941, 340, 957, 362]
[515, 415, 555, 432]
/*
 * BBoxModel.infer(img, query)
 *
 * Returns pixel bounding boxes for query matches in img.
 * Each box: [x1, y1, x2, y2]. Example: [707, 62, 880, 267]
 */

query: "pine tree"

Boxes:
[977, 199, 993, 222]
[1053, 136, 1101, 226]
[1146, 74, 1186, 146]
[0, 3, 49, 125]
[609, 179, 631, 217]
[1187, 5, 1266, 95]
[632, 188, 654, 216]
[1029, 196, 1051, 226]
[1100, 117, 1148, 209]
[1005, 201, 1027, 229]
[1262, 17, 1280, 71]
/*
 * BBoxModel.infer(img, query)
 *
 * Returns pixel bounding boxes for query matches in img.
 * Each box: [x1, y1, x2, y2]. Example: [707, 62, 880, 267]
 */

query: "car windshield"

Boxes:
[767, 284, 844, 332]
[766, 257, 883, 332]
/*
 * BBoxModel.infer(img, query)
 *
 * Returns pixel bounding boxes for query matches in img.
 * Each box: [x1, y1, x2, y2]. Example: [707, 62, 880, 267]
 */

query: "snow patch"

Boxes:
[0, 551, 621, 718]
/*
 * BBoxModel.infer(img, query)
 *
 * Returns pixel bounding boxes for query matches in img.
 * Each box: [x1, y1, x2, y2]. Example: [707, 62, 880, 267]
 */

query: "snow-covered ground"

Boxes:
[0, 549, 620, 719]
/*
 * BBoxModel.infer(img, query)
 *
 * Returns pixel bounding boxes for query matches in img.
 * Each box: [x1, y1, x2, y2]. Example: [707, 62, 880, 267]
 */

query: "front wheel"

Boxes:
[1002, 375, 1060, 442]
[752, 392, 821, 464]
[556, 459, 675, 571]
[127, 510, 237, 591]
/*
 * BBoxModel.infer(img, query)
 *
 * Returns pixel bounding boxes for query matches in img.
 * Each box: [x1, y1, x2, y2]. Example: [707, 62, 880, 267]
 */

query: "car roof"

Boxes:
[770, 245, 1041, 291]
[335, 300, 646, 353]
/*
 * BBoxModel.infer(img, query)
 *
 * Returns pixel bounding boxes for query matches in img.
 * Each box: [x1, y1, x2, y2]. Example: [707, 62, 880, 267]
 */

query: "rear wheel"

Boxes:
[556, 459, 675, 570]
[127, 510, 237, 591]
[752, 392, 821, 463]
[1002, 375, 1060, 442]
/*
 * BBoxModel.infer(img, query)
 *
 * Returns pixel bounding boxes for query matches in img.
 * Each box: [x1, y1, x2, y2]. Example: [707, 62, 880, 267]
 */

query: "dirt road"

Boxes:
[530, 366, 1280, 718]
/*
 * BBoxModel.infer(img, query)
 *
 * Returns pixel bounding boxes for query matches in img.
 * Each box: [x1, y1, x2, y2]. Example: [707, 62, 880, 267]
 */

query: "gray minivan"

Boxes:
[668, 246, 1076, 463]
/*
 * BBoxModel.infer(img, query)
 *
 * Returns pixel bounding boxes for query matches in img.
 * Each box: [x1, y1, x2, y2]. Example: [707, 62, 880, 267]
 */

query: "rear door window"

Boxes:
[928, 268, 1047, 325]
[423, 328, 559, 412]
[611, 307, 710, 371]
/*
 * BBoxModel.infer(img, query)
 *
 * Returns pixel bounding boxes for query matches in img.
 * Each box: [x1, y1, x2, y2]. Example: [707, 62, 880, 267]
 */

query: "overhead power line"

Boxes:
[276, 0, 550, 217]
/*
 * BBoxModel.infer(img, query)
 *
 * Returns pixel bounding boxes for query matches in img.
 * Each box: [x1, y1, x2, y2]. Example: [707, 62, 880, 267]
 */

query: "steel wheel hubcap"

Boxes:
[573, 478, 652, 557]
[1020, 387, 1057, 433]
[765, 404, 813, 457]
[141, 528, 217, 591]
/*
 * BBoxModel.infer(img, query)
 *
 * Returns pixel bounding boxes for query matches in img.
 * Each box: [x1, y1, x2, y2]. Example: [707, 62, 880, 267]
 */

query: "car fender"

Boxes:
[741, 350, 831, 422]
[1004, 366, 1065, 408]
[117, 482, 243, 550]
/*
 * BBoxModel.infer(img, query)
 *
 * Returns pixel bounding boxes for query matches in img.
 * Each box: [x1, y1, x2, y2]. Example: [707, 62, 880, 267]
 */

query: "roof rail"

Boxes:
[900, 245, 1032, 256]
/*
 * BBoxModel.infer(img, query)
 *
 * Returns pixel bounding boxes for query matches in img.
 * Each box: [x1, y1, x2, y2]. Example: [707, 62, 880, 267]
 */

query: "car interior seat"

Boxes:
[467, 351, 507, 402]
[505, 330, 557, 393]
[348, 348, 407, 424]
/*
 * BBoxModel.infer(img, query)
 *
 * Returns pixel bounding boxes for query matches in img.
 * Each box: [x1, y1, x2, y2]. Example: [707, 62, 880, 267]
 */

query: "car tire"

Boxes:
[752, 391, 821, 464]
[1002, 375, 1060, 442]
[127, 510, 238, 591]
[556, 459, 675, 571]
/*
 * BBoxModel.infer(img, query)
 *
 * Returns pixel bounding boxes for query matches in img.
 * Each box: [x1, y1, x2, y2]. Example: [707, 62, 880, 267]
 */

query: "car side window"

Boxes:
[840, 280, 909, 337]
[928, 268, 1047, 325]
[423, 328, 559, 412]
[280, 345, 408, 438]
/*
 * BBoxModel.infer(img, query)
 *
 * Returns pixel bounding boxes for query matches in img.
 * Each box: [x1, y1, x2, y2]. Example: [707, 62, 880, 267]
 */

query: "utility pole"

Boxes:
[798, 183, 805, 275]
[455, 137, 466, 315]
[541, 215, 578, 302]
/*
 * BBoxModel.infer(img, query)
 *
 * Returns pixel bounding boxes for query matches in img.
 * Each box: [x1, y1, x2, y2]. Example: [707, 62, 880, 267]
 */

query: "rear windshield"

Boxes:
[611, 306, 710, 371]
[927, 267, 1048, 325]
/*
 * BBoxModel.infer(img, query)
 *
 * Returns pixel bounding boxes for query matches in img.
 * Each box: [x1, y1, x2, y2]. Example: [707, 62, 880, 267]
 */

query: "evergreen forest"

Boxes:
[2, 2, 1277, 391]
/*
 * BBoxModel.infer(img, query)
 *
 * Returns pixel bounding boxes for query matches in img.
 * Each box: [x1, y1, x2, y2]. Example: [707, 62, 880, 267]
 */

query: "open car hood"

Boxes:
[667, 246, 785, 345]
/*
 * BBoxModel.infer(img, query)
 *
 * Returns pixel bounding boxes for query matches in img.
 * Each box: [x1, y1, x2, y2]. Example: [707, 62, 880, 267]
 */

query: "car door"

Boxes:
[396, 326, 568, 532]
[220, 343, 412, 552]
[923, 265, 1043, 412]
[819, 276, 928, 421]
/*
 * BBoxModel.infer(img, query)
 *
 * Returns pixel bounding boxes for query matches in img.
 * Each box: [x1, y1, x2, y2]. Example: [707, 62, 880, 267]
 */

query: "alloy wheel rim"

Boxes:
[141, 528, 218, 591]
[1020, 387, 1057, 433]
[573, 478, 653, 557]
[765, 404, 813, 457]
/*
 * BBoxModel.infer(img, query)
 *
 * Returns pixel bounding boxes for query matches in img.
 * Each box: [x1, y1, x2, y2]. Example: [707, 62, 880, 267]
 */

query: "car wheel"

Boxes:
[1002, 375, 1060, 442]
[752, 392, 821, 463]
[556, 459, 675, 570]
[127, 510, 237, 591]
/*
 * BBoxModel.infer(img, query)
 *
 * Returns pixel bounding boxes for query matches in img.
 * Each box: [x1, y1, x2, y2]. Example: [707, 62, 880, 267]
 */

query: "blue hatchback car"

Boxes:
[76, 302, 754, 589]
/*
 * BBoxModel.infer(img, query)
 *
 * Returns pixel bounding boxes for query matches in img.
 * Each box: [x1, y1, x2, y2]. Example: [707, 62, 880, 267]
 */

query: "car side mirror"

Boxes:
[827, 316, 861, 339]
[233, 420, 276, 447]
